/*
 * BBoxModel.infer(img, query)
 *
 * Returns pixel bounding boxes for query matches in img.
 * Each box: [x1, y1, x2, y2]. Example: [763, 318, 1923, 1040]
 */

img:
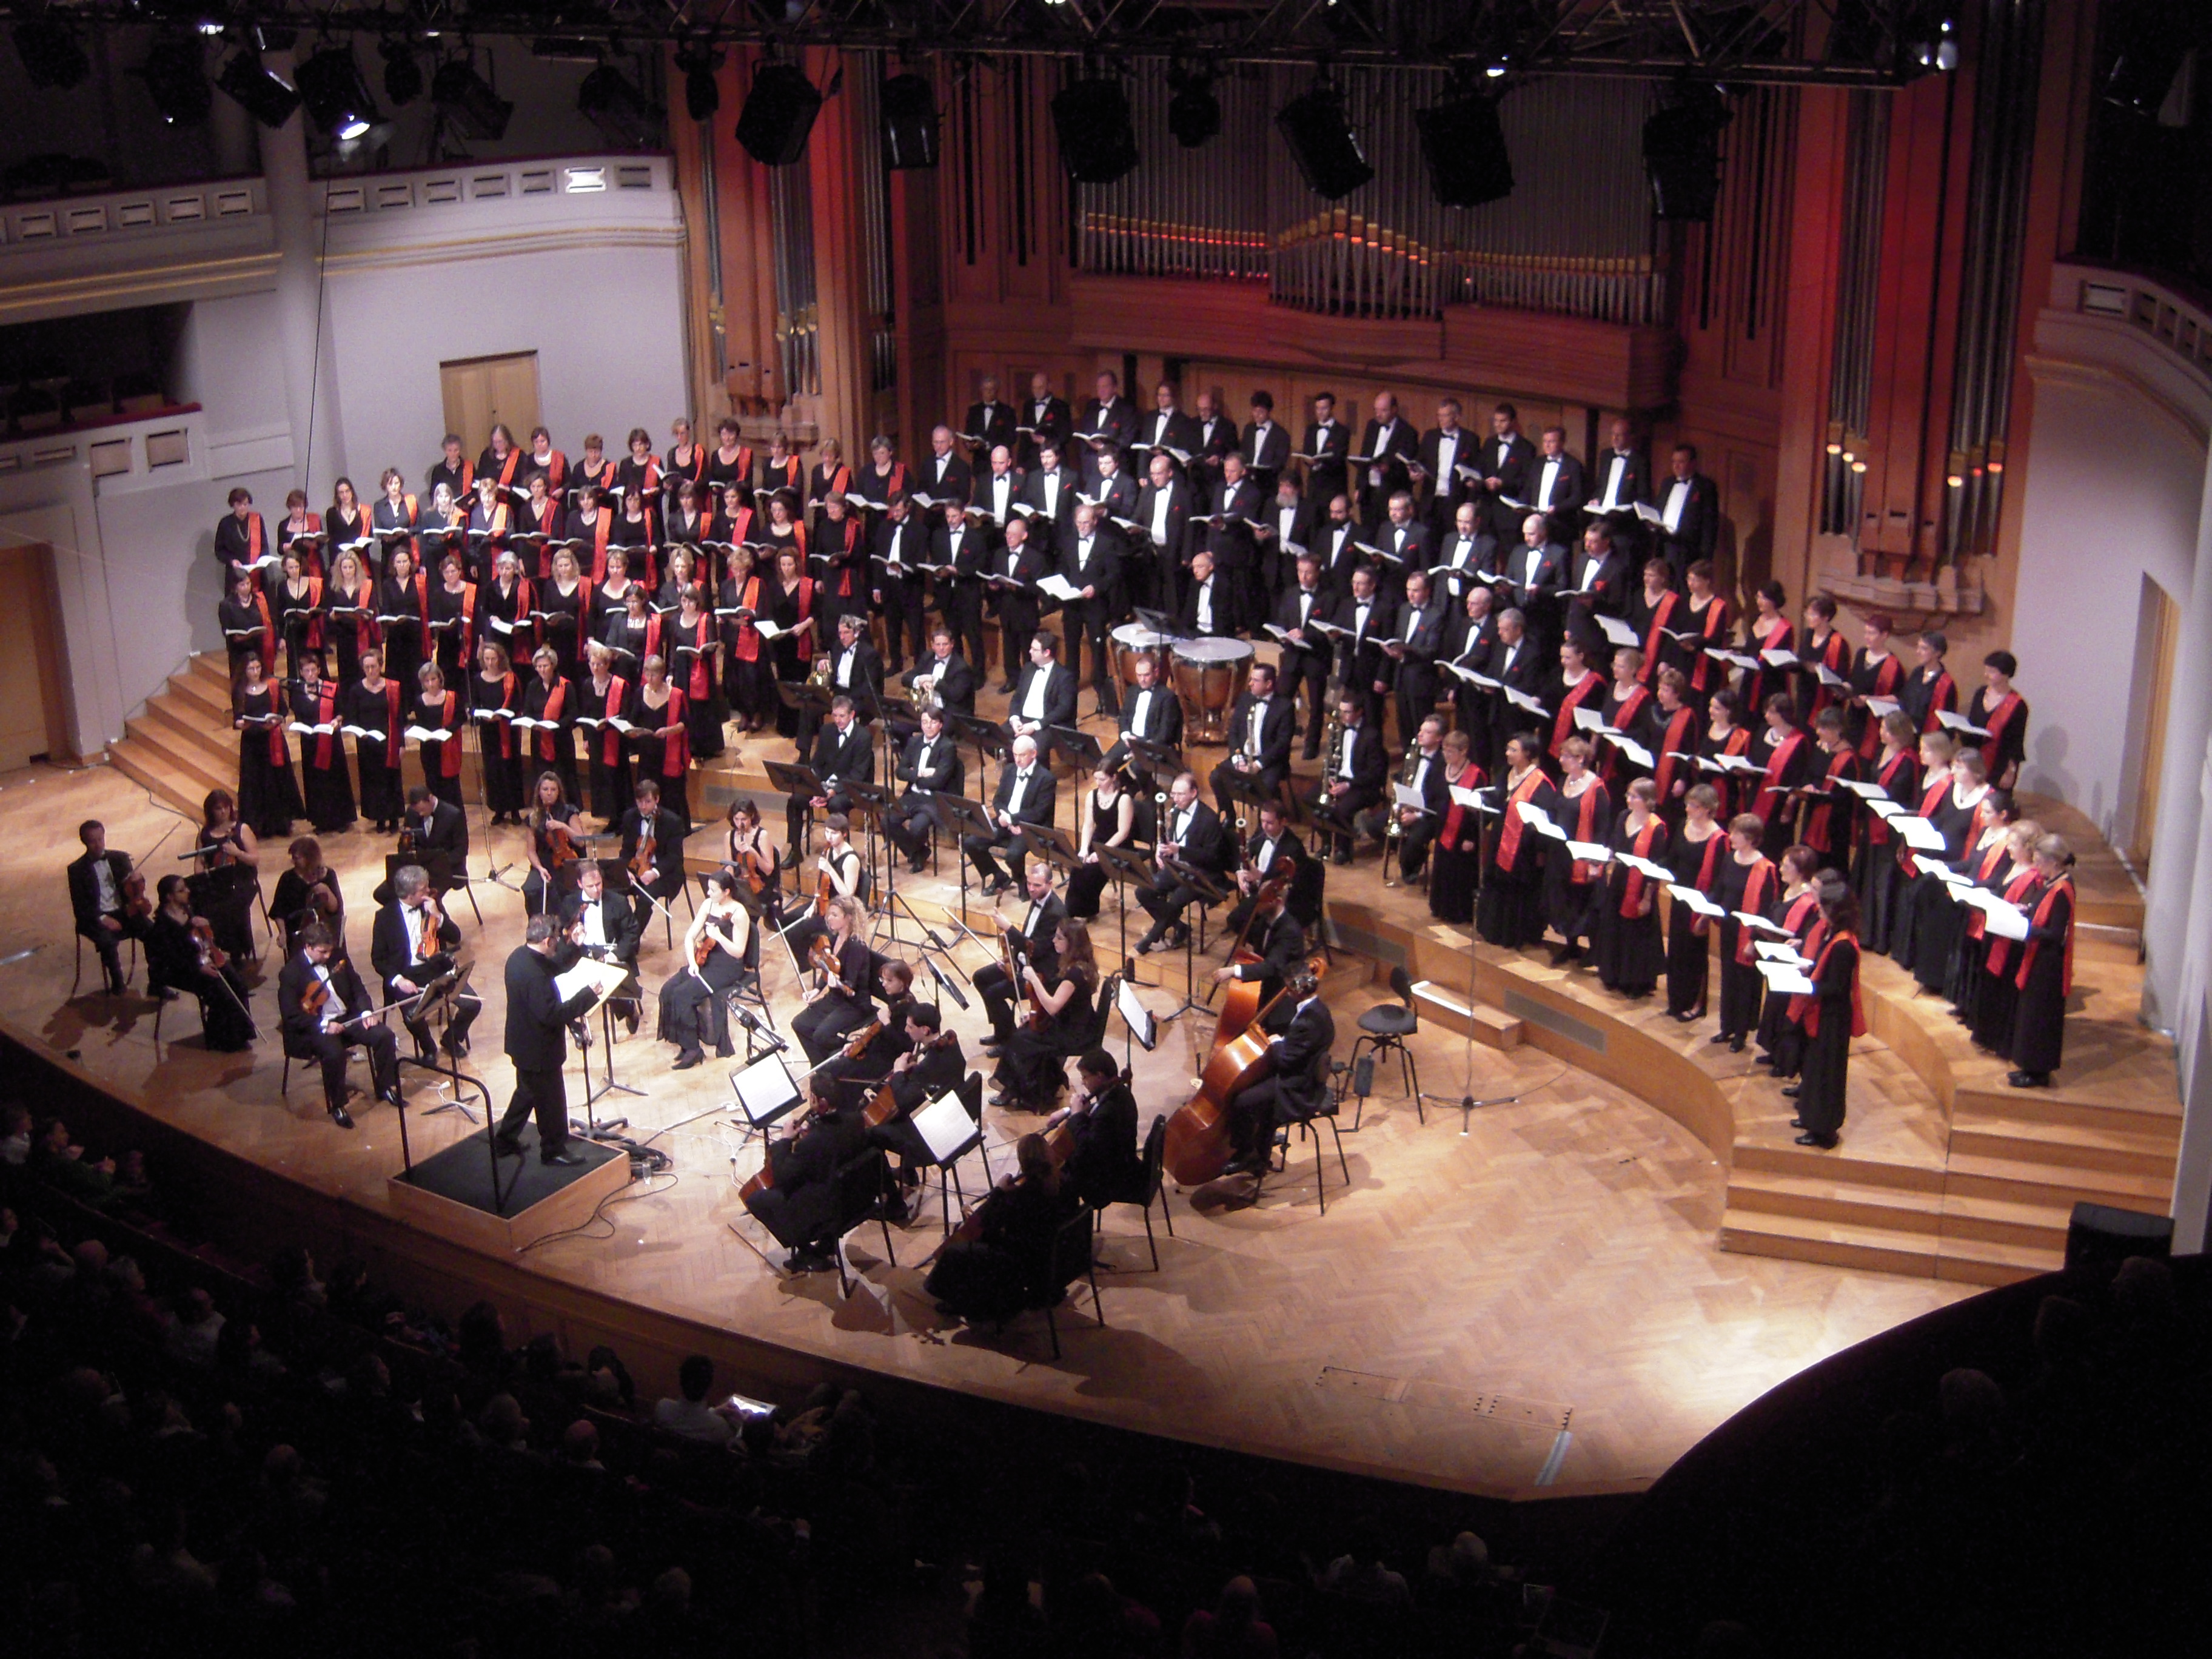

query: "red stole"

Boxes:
[1689, 597, 1730, 693]
[1788, 931, 1866, 1037]
[495, 448, 521, 492]
[1567, 783, 1606, 884]
[1855, 654, 1903, 759]
[455, 583, 477, 654]
[765, 456, 802, 493]
[1982, 692, 2023, 754]
[1918, 669, 1957, 731]
[1803, 747, 1856, 849]
[1982, 869, 2043, 978]
[822, 518, 863, 600]
[680, 614, 715, 699]
[1653, 706, 1697, 802]
[721, 446, 756, 485]
[535, 452, 568, 492]
[250, 688, 286, 766]
[817, 463, 852, 499]
[1550, 672, 1603, 757]
[651, 689, 690, 777]
[486, 671, 518, 758]
[1438, 760, 1490, 845]
[1493, 768, 1547, 870]
[2016, 877, 2074, 994]
[1617, 817, 1663, 916]
[246, 511, 264, 571]
[583, 512, 615, 580]
[1732, 857, 1775, 964]
[720, 506, 756, 548]
[1754, 725, 1805, 828]
[1780, 888, 1820, 939]
[593, 675, 630, 765]
[251, 591, 276, 668]
[1806, 629, 1850, 714]
[730, 578, 764, 662]
[457, 458, 476, 492]
[1685, 828, 1725, 936]
[1638, 591, 1679, 685]
[371, 680, 403, 766]
[1895, 773, 1951, 877]
[789, 578, 817, 661]
[1961, 837, 2012, 941]
[303, 681, 338, 768]
[432, 691, 463, 778]
[1603, 686, 1651, 780]
[533, 680, 568, 761]
[1866, 749, 1912, 844]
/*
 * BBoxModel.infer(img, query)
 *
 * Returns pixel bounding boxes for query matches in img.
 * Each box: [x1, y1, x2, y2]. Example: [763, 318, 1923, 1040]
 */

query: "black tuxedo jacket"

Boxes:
[411, 797, 469, 863]
[1060, 531, 1123, 609]
[1116, 680, 1184, 749]
[1006, 662, 1079, 730]
[917, 451, 973, 506]
[558, 886, 642, 962]
[1083, 470, 1140, 527]
[1499, 541, 1567, 615]
[1135, 409, 1201, 461]
[1242, 421, 1293, 480]
[618, 805, 688, 870]
[1326, 721, 1390, 794]
[1222, 692, 1297, 773]
[1416, 427, 1480, 509]
[961, 400, 1017, 459]
[1074, 397, 1138, 479]
[1311, 520, 1363, 596]
[990, 761, 1059, 830]
[873, 514, 927, 582]
[1335, 592, 1400, 690]
[1205, 479, 1264, 566]
[927, 524, 988, 597]
[809, 720, 876, 788]
[897, 731, 964, 797]
[1017, 395, 1073, 464]
[1159, 799, 1232, 876]
[1525, 451, 1588, 517]
[369, 899, 463, 993]
[1175, 577, 1234, 638]
[1301, 420, 1352, 500]
[970, 468, 1026, 528]
[823, 640, 885, 704]
[905, 652, 977, 717]
[1187, 415, 1241, 494]
[1355, 417, 1419, 499]
[503, 943, 598, 1071]
[1134, 481, 1195, 565]
[1589, 447, 1651, 512]
[1372, 518, 1432, 575]
[1488, 634, 1547, 711]
[68, 850, 133, 936]
[277, 951, 374, 1047]
[1656, 471, 1721, 563]
[985, 537, 1050, 597]
[1017, 466, 1080, 539]
[1270, 998, 1336, 1111]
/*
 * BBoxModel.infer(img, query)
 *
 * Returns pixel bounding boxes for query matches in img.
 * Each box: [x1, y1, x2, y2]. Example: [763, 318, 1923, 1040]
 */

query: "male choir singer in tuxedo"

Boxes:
[1060, 502, 1124, 717]
[962, 377, 1017, 461]
[1017, 371, 1071, 468]
[1273, 553, 1335, 760]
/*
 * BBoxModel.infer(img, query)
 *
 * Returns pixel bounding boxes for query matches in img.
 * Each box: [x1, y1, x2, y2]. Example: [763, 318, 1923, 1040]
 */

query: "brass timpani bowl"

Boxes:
[1171, 637, 1254, 745]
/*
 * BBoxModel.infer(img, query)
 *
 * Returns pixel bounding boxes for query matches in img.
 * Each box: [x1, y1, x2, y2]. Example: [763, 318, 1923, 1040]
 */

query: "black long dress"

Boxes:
[993, 975, 1095, 1107]
[924, 1177, 1079, 1323]
[1892, 781, 1977, 979]
[1544, 777, 1611, 948]
[1970, 874, 2043, 1052]
[427, 580, 474, 682]
[471, 669, 525, 817]
[1590, 813, 1669, 998]
[376, 573, 427, 696]
[1427, 763, 1487, 926]
[520, 672, 581, 809]
[1714, 851, 1774, 1041]
[288, 678, 355, 834]
[1063, 789, 1127, 919]
[411, 689, 464, 808]
[234, 683, 301, 838]
[1478, 770, 1558, 949]
[346, 677, 405, 830]
[193, 828, 260, 966]
[539, 577, 591, 688]
[1854, 748, 1919, 955]
[2008, 880, 2074, 1081]
[657, 908, 751, 1061]
[1755, 888, 1824, 1074]
[1794, 934, 1860, 1145]
[1664, 823, 1725, 1018]
[146, 910, 255, 1052]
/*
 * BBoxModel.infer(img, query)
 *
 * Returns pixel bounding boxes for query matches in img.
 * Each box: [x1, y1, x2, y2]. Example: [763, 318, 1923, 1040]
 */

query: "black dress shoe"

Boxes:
[1728, 1035, 1746, 1054]
[1708, 1031, 1732, 1045]
[1789, 1117, 1806, 1129]
[492, 1135, 525, 1158]
[672, 1050, 704, 1071]
[1780, 1083, 1801, 1099]
[328, 1104, 356, 1130]
[1794, 1131, 1837, 1148]
[625, 1007, 641, 1036]
[414, 1039, 438, 1067]
[542, 1149, 586, 1167]
[442, 1034, 470, 1059]
[380, 1087, 404, 1108]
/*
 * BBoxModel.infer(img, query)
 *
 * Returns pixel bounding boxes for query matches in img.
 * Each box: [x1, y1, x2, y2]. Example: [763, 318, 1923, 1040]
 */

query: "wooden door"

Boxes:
[2129, 578, 2181, 870]
[440, 352, 542, 449]
[0, 545, 65, 769]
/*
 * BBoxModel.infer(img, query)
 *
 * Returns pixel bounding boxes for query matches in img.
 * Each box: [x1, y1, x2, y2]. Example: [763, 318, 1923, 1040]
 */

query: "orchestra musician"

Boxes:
[617, 777, 689, 912]
[522, 770, 585, 914]
[884, 706, 963, 874]
[782, 813, 867, 965]
[277, 923, 401, 1130]
[792, 893, 876, 1065]
[925, 1131, 1080, 1322]
[1134, 771, 1232, 956]
[1220, 970, 1334, 1179]
[1063, 763, 1136, 921]
[658, 868, 752, 1068]
[964, 734, 1057, 897]
[866, 1002, 968, 1191]
[989, 917, 1099, 1111]
[746, 1073, 871, 1275]
[495, 913, 606, 1167]
[269, 836, 344, 959]
[1048, 1051, 1144, 1210]
[149, 874, 255, 1050]
[1210, 880, 1307, 1011]
[68, 827, 151, 1008]
[788, 693, 873, 853]
[1362, 716, 1449, 888]
[1101, 651, 1182, 785]
[1223, 800, 1306, 937]
[723, 799, 781, 920]
[370, 864, 480, 1066]
[1307, 693, 1388, 865]
[1209, 660, 1297, 811]
[976, 862, 1064, 1051]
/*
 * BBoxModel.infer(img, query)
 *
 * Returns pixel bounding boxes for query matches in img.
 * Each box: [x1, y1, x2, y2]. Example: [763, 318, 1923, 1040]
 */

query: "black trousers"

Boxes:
[945, 591, 987, 685]
[1139, 876, 1213, 939]
[879, 574, 927, 669]
[1064, 598, 1118, 711]
[498, 1062, 571, 1155]
[1208, 759, 1289, 820]
[885, 794, 937, 862]
[1228, 1077, 1294, 1158]
[1282, 646, 1330, 757]
[302, 1024, 399, 1110]
[794, 995, 870, 1066]
[993, 598, 1041, 682]
[82, 918, 146, 991]
[974, 962, 1022, 1043]
[963, 826, 1035, 888]
[1307, 783, 1380, 859]
[786, 789, 854, 856]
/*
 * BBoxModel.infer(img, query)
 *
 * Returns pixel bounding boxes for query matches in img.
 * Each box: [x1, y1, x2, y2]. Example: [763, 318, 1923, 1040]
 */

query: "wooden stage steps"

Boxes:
[109, 654, 2179, 1288]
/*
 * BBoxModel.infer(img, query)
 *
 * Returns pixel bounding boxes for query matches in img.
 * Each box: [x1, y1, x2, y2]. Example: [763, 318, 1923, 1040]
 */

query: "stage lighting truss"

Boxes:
[39, 1, 1968, 86]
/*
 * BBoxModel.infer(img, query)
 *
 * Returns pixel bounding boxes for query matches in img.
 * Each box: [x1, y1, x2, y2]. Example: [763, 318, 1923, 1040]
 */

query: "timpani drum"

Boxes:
[1111, 621, 1167, 703]
[1171, 637, 1254, 745]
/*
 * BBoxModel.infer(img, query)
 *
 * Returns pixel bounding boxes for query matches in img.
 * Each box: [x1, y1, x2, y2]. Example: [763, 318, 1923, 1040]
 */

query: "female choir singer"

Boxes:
[1427, 729, 1486, 925]
[1591, 777, 1667, 998]
[411, 662, 464, 808]
[471, 640, 525, 824]
[1663, 783, 1725, 1022]
[521, 645, 579, 808]
[2007, 834, 2077, 1089]
[1711, 814, 1775, 1053]
[349, 649, 406, 834]
[232, 655, 300, 839]
[289, 655, 355, 834]
[1783, 885, 1863, 1148]
[1478, 733, 1557, 950]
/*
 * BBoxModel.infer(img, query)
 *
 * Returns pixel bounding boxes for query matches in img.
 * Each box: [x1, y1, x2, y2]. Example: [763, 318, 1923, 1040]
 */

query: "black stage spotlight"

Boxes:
[674, 42, 723, 122]
[297, 44, 379, 140]
[1051, 76, 1138, 184]
[880, 70, 938, 169]
[433, 56, 514, 141]
[2105, 0, 2189, 116]
[1415, 92, 1512, 207]
[578, 62, 659, 149]
[1642, 85, 1731, 221]
[736, 61, 823, 166]
[380, 39, 424, 108]
[1167, 63, 1220, 149]
[1275, 84, 1372, 199]
[14, 16, 92, 90]
[141, 36, 213, 127]
[216, 49, 302, 129]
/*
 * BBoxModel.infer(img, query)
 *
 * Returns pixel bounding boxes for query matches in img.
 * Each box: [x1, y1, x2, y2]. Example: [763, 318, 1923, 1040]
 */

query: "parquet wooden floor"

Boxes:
[1, 759, 1971, 1497]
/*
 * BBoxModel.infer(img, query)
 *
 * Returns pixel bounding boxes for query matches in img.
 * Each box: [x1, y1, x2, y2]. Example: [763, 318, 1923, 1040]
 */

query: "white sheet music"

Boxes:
[912, 1092, 978, 1164]
[729, 1054, 800, 1127]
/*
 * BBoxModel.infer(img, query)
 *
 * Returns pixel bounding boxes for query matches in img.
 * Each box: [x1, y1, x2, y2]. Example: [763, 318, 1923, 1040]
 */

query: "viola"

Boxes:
[189, 916, 228, 973]
[632, 820, 657, 886]
[120, 870, 153, 925]
[414, 898, 443, 964]
[541, 815, 581, 868]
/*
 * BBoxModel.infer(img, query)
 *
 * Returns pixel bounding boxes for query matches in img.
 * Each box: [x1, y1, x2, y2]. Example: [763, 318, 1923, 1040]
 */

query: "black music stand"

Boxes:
[1096, 843, 1156, 981]
[1159, 862, 1227, 1022]
[1213, 768, 1278, 843]
[1044, 723, 1104, 777]
[948, 711, 1010, 788]
[763, 757, 826, 856]
[392, 968, 492, 1125]
[931, 793, 1001, 931]
[1126, 734, 1181, 792]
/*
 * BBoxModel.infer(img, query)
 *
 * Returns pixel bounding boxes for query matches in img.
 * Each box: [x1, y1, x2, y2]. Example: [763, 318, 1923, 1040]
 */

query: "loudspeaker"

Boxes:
[881, 72, 938, 170]
[2065, 1201, 2173, 1272]
[1052, 78, 1138, 184]
[1415, 94, 1513, 207]
[1276, 86, 1373, 201]
[1642, 96, 1731, 222]
[736, 62, 823, 167]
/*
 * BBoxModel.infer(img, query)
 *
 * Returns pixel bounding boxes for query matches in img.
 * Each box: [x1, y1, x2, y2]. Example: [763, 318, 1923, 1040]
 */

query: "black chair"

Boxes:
[1256, 1059, 1350, 1214]
[826, 1147, 899, 1299]
[1100, 1112, 1174, 1271]
[1023, 1204, 1105, 1359]
[1346, 964, 1422, 1128]
[72, 928, 140, 997]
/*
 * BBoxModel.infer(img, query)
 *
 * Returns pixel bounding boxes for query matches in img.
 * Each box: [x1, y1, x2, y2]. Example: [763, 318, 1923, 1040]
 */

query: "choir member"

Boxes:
[855, 434, 909, 514]
[1303, 390, 1353, 511]
[1063, 763, 1136, 920]
[348, 649, 407, 834]
[1383, 567, 1444, 754]
[1413, 397, 1475, 539]
[572, 483, 617, 578]
[375, 543, 429, 696]
[1648, 666, 1703, 830]
[578, 641, 635, 822]
[659, 868, 753, 1069]
[1544, 736, 1610, 965]
[1431, 499, 1499, 612]
[537, 546, 589, 688]
[1062, 502, 1125, 714]
[1560, 521, 1629, 664]
[521, 769, 583, 915]
[523, 425, 568, 500]
[631, 657, 690, 811]
[371, 468, 420, 575]
[587, 543, 637, 638]
[277, 488, 324, 575]
[613, 486, 659, 585]
[1797, 706, 1861, 865]
[273, 549, 325, 679]
[1970, 823, 2049, 1054]
[1427, 729, 1487, 925]
[665, 480, 709, 552]
[1473, 401, 1532, 541]
[1597, 645, 1654, 789]
[708, 417, 756, 497]
[1952, 813, 2038, 1031]
[289, 655, 355, 834]
[1590, 417, 1650, 520]
[1749, 694, 1814, 859]
[573, 432, 616, 503]
[1676, 560, 1734, 709]
[463, 475, 511, 585]
[1654, 443, 1719, 578]
[809, 440, 853, 526]
[1276, 554, 1339, 759]
[1524, 424, 1586, 532]
[1543, 637, 1606, 771]
[1900, 628, 1959, 734]
[1783, 885, 1865, 1148]
[1498, 512, 1566, 660]
[270, 834, 343, 958]
[1700, 689, 1754, 820]
[1664, 783, 1726, 1022]
[1629, 557, 1681, 686]
[768, 546, 817, 735]
[233, 654, 300, 838]
[668, 585, 724, 760]
[1307, 693, 1388, 865]
[1712, 814, 1777, 1053]
[470, 640, 525, 824]
[146, 873, 255, 1052]
[1895, 739, 1987, 984]
[663, 415, 708, 511]
[616, 426, 663, 504]
[411, 662, 464, 808]
[1848, 612, 1906, 759]
[762, 431, 803, 498]
[1592, 778, 1669, 998]
[520, 645, 580, 809]
[1798, 593, 1852, 722]
[427, 434, 472, 501]
[1335, 563, 1397, 737]
[427, 548, 476, 682]
[1740, 580, 1795, 718]
[1477, 732, 1558, 949]
[218, 569, 274, 692]
[1970, 649, 2030, 791]
[1855, 710, 1924, 956]
[517, 471, 563, 577]
[716, 546, 772, 735]
[760, 488, 805, 575]
[1243, 389, 1291, 498]
[326, 477, 368, 574]
[1753, 845, 1825, 1074]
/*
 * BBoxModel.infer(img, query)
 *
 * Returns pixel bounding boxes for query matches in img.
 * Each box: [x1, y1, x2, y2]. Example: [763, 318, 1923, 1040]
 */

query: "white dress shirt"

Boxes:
[1663, 478, 1692, 532]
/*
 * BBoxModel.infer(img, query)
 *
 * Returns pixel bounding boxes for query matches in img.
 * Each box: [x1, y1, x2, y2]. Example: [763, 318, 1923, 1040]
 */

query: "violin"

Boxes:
[414, 897, 443, 964]
[731, 830, 771, 896]
[631, 819, 657, 886]
[189, 916, 228, 972]
[541, 815, 581, 868]
[806, 931, 846, 998]
[120, 869, 153, 925]
[693, 901, 740, 970]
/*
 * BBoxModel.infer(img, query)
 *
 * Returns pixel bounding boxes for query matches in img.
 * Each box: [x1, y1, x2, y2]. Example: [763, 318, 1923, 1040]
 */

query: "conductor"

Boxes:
[494, 913, 606, 1167]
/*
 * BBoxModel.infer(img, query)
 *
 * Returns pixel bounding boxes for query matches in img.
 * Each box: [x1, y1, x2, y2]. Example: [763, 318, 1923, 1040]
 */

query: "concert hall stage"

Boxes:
[2, 751, 2171, 1500]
